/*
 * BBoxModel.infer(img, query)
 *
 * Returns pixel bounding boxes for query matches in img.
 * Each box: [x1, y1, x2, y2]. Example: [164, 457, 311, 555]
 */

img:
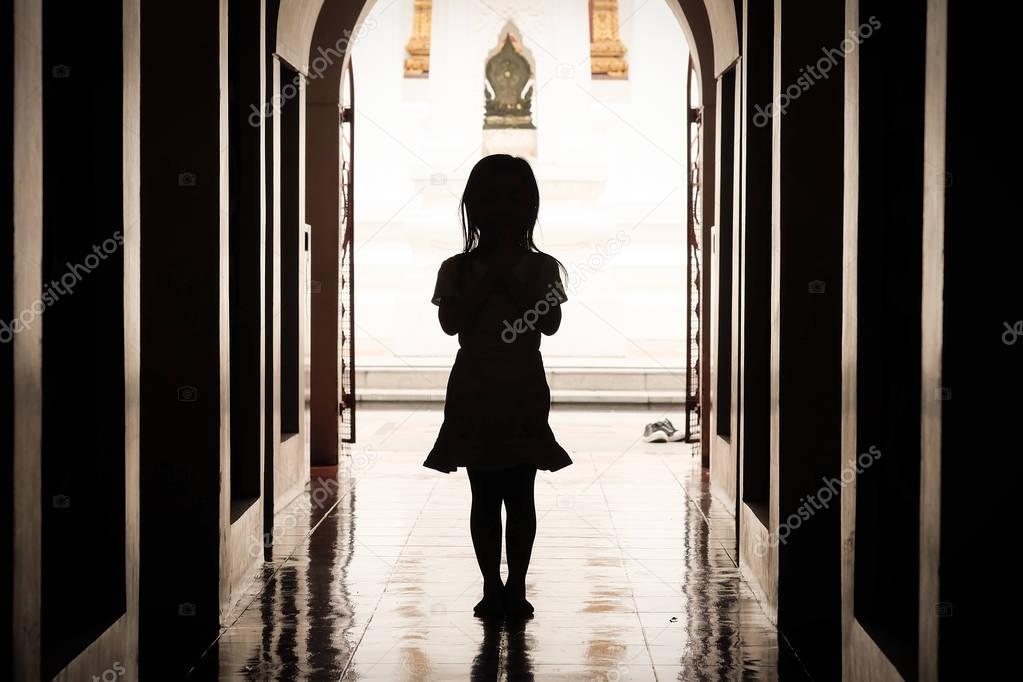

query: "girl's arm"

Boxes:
[437, 258, 503, 335]
[498, 256, 565, 336]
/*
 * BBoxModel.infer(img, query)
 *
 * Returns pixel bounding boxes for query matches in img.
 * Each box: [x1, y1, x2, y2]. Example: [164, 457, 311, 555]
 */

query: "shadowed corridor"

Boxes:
[192, 406, 809, 680]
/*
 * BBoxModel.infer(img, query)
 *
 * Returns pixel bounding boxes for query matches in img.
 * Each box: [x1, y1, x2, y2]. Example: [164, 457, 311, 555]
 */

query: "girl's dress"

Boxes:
[423, 250, 573, 473]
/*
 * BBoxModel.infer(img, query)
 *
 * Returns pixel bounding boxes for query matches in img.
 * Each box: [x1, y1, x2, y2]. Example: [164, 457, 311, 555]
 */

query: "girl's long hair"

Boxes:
[459, 154, 566, 279]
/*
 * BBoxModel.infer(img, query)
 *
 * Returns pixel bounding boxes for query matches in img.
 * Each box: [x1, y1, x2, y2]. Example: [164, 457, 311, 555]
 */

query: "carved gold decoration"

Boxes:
[403, 0, 432, 78]
[589, 0, 628, 79]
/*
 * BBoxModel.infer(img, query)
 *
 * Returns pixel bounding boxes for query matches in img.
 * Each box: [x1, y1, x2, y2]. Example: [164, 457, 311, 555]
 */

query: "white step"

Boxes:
[356, 388, 684, 404]
[353, 366, 688, 404]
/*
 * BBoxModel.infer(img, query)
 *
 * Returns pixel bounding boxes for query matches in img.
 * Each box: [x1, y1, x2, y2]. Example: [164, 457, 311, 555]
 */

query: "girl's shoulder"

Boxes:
[438, 252, 477, 284]
[439, 252, 469, 269]
[529, 250, 562, 273]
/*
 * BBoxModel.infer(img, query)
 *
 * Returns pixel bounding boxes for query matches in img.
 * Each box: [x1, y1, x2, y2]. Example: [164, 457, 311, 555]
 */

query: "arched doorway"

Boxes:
[295, 0, 734, 471]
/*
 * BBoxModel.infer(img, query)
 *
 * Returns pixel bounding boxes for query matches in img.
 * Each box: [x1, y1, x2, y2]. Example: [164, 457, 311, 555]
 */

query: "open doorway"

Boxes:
[343, 0, 702, 430]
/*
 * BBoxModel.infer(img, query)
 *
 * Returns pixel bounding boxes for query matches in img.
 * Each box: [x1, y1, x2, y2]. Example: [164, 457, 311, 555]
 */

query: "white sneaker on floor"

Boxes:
[642, 420, 674, 442]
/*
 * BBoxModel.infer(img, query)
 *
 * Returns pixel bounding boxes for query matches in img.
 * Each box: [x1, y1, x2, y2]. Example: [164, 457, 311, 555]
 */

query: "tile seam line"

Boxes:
[339, 476, 444, 680]
[593, 473, 661, 682]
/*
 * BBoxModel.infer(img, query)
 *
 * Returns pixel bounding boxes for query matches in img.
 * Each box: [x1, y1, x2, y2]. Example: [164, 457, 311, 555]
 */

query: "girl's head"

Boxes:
[459, 154, 539, 251]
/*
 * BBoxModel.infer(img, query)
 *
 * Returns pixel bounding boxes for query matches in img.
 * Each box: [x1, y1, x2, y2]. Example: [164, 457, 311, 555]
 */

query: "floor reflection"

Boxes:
[191, 406, 810, 681]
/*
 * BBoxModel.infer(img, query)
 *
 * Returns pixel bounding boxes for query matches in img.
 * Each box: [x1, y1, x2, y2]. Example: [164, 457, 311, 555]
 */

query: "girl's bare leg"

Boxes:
[467, 467, 505, 616]
[503, 464, 537, 617]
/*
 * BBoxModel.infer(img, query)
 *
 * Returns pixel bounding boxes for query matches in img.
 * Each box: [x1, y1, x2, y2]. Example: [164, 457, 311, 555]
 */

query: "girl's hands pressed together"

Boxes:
[437, 250, 517, 336]
[438, 248, 561, 338]
[436, 154, 566, 339]
[484, 249, 562, 336]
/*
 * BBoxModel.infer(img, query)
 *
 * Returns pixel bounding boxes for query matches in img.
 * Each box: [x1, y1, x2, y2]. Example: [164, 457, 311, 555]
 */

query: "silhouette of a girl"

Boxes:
[424, 154, 573, 619]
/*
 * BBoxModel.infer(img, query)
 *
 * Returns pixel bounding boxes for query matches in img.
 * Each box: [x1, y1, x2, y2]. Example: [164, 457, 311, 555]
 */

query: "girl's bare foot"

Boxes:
[503, 581, 534, 619]
[473, 581, 505, 619]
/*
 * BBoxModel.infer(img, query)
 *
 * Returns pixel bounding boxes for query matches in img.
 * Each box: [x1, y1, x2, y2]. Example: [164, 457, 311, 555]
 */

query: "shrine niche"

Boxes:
[483, 24, 536, 130]
[589, 0, 629, 78]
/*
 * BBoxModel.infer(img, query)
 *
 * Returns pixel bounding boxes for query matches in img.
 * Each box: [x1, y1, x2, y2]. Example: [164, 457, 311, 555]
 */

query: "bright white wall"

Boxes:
[351, 0, 691, 369]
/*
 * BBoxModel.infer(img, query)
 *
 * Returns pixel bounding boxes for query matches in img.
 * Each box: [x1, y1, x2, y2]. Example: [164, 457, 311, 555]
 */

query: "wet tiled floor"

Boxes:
[192, 405, 810, 680]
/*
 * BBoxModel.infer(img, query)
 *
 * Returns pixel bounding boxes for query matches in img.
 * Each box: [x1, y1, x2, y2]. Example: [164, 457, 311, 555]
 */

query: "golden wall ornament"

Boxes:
[590, 0, 629, 78]
[403, 0, 432, 77]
